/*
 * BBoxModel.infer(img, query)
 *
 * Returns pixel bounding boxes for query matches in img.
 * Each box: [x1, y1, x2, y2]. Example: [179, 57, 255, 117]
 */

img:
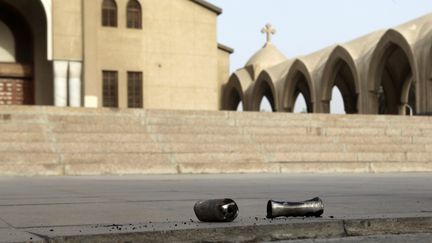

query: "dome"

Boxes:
[245, 43, 287, 68]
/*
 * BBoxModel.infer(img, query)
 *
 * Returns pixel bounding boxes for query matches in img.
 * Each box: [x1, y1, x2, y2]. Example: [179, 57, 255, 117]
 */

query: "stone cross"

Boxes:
[261, 24, 276, 44]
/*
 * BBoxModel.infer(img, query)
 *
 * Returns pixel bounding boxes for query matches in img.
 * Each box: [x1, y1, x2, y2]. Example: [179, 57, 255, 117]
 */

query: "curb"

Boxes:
[34, 216, 432, 243]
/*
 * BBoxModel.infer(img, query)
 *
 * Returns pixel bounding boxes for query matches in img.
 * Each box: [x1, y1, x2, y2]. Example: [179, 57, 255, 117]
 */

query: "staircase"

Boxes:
[0, 106, 431, 176]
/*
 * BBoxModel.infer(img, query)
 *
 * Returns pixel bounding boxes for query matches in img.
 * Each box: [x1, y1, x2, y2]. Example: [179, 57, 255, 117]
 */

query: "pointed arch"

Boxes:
[424, 32, 432, 113]
[222, 73, 246, 111]
[249, 72, 278, 112]
[321, 45, 360, 114]
[282, 59, 315, 113]
[414, 26, 432, 114]
[367, 29, 418, 115]
[127, 0, 142, 29]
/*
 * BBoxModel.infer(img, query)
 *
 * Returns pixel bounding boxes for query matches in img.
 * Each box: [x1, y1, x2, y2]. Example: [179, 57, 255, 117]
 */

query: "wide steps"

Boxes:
[0, 106, 431, 175]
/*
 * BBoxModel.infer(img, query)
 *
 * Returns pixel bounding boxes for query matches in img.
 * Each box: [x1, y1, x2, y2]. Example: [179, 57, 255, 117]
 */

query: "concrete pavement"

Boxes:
[284, 233, 432, 243]
[0, 173, 431, 242]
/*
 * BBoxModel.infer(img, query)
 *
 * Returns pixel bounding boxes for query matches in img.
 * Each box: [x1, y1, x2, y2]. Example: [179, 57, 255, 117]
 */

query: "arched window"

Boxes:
[102, 0, 117, 27]
[127, 0, 142, 29]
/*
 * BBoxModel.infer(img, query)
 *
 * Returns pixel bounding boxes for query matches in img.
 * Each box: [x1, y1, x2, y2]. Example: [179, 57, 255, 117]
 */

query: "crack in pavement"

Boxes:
[0, 215, 15, 229]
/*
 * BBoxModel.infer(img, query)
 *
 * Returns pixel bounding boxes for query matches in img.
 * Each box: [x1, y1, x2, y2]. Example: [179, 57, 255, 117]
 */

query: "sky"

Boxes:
[210, 0, 432, 113]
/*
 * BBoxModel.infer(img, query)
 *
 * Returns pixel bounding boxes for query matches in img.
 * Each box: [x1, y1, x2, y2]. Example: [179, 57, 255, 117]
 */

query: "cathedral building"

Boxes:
[0, 0, 232, 110]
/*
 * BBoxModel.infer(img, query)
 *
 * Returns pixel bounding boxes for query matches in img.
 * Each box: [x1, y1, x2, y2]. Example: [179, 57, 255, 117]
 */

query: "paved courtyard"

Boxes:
[0, 173, 431, 242]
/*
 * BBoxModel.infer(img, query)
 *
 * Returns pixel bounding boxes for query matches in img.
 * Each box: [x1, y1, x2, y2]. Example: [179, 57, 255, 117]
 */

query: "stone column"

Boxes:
[68, 61, 82, 107]
[321, 100, 330, 113]
[53, 60, 68, 107]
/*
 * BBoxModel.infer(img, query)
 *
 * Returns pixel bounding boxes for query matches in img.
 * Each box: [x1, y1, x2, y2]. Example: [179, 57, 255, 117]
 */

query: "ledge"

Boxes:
[218, 43, 234, 54]
[0, 63, 32, 78]
[191, 0, 222, 15]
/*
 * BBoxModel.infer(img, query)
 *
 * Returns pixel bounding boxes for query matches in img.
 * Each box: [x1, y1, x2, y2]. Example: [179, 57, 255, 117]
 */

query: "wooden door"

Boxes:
[0, 63, 33, 105]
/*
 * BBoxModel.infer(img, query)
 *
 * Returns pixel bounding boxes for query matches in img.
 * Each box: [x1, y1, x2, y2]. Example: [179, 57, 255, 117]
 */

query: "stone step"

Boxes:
[51, 124, 148, 133]
[54, 133, 155, 143]
[269, 152, 358, 163]
[149, 114, 432, 130]
[268, 152, 408, 163]
[173, 152, 266, 164]
[145, 117, 233, 126]
[178, 162, 279, 174]
[318, 127, 430, 137]
[1, 112, 428, 128]
[57, 143, 162, 153]
[324, 121, 432, 129]
[0, 122, 429, 139]
[46, 114, 142, 124]
[147, 125, 241, 135]
[262, 144, 344, 153]
[0, 113, 47, 122]
[241, 126, 315, 136]
[152, 134, 415, 145]
[0, 163, 62, 176]
[61, 153, 176, 175]
[2, 106, 430, 124]
[345, 144, 426, 153]
[0, 132, 49, 142]
[64, 160, 178, 176]
[155, 134, 250, 144]
[0, 123, 45, 133]
[0, 152, 58, 164]
[252, 135, 413, 145]
[226, 112, 419, 124]
[62, 153, 171, 165]
[0, 106, 431, 176]
[405, 152, 432, 162]
[162, 143, 259, 153]
[249, 135, 335, 144]
[412, 136, 432, 144]
[147, 124, 430, 140]
[0, 142, 53, 152]
[1, 141, 421, 155]
[146, 110, 228, 119]
[278, 161, 432, 173]
[42, 106, 142, 116]
[336, 136, 412, 145]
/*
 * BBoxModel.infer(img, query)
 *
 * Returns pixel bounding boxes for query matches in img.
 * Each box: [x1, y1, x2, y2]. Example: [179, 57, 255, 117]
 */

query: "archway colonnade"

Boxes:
[223, 15, 432, 116]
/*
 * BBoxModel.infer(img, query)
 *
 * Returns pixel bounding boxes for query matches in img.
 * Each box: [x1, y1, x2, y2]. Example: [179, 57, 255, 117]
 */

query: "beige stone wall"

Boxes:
[83, 0, 224, 110]
[52, 0, 83, 61]
[217, 48, 231, 109]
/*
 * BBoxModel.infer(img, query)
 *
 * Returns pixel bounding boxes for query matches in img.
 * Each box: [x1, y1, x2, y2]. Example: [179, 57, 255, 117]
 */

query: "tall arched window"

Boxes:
[102, 0, 117, 27]
[127, 0, 142, 29]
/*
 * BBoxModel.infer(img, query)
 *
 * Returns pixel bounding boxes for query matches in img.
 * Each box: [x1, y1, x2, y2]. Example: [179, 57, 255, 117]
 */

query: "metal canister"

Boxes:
[194, 199, 239, 222]
[267, 197, 324, 218]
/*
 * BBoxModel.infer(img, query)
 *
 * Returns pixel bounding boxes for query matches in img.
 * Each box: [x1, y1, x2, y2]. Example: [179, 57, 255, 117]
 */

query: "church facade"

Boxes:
[0, 0, 232, 110]
[223, 15, 432, 116]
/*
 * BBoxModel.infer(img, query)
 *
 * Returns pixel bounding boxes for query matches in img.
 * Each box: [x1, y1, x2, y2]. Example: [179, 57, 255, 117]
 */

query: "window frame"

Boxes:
[102, 0, 118, 27]
[126, 0, 142, 29]
[102, 70, 118, 108]
[127, 71, 143, 108]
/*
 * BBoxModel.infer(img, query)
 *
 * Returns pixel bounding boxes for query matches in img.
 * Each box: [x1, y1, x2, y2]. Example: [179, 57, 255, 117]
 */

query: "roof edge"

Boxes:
[190, 0, 222, 15]
[218, 43, 234, 54]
